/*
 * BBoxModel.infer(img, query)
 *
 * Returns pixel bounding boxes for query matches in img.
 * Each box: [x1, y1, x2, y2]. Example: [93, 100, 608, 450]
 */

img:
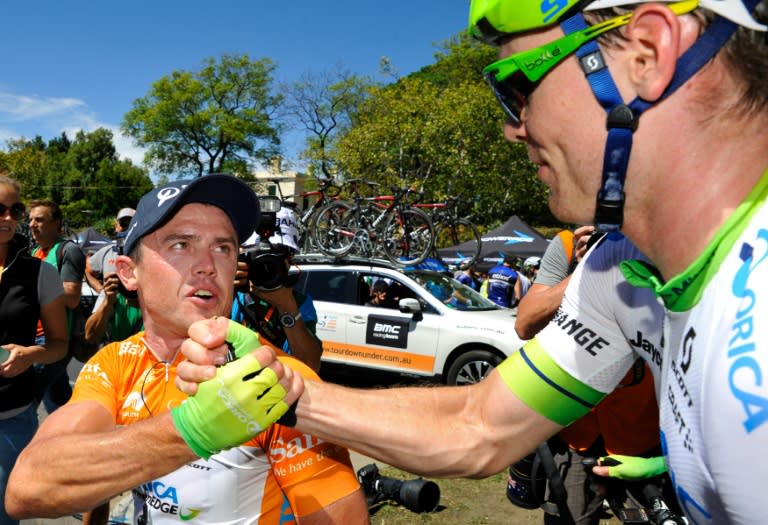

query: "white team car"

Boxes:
[291, 256, 525, 385]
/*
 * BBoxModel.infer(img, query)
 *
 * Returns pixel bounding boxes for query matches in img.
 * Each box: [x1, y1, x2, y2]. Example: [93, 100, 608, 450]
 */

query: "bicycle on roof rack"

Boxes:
[311, 179, 435, 266]
[414, 196, 482, 271]
[265, 175, 342, 254]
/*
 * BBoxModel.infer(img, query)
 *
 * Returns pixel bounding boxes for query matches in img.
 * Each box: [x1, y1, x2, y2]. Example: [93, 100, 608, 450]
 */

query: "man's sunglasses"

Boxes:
[482, 0, 698, 126]
[0, 202, 26, 221]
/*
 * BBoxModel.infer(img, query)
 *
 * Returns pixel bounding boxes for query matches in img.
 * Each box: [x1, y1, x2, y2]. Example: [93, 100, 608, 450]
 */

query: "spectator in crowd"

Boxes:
[513, 257, 532, 298]
[27, 199, 86, 413]
[232, 205, 323, 372]
[0, 175, 67, 525]
[522, 256, 541, 283]
[486, 255, 521, 308]
[84, 207, 134, 294]
[6, 175, 361, 524]
[455, 264, 480, 291]
[84, 272, 142, 347]
[515, 226, 594, 340]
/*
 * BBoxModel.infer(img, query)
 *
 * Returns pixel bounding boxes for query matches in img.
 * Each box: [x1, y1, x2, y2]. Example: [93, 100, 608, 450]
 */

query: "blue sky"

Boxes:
[0, 1, 470, 171]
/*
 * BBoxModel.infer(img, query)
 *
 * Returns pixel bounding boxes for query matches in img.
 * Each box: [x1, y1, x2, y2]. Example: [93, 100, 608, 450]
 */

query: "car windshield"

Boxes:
[407, 271, 500, 311]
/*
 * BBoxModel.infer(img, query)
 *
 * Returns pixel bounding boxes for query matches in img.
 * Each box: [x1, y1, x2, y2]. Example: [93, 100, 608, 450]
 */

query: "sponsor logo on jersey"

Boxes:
[551, 308, 609, 356]
[137, 480, 183, 516]
[117, 339, 142, 356]
[270, 433, 325, 463]
[728, 234, 768, 433]
[122, 391, 145, 413]
[628, 331, 663, 367]
[80, 362, 110, 384]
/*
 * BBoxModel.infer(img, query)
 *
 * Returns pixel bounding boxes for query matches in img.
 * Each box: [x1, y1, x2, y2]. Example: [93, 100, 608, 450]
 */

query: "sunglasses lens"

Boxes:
[485, 70, 533, 127]
[0, 203, 25, 220]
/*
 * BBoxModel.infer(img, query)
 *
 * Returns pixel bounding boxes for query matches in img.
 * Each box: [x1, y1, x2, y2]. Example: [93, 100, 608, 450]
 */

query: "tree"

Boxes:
[122, 53, 282, 177]
[1, 130, 152, 230]
[282, 68, 373, 180]
[332, 35, 551, 228]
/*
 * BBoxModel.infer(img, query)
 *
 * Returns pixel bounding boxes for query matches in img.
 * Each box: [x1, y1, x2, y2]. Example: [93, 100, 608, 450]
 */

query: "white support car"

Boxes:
[291, 256, 526, 385]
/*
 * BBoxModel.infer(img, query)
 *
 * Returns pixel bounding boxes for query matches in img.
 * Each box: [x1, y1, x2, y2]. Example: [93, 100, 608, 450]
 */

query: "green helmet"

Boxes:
[469, 0, 766, 44]
[468, 0, 589, 43]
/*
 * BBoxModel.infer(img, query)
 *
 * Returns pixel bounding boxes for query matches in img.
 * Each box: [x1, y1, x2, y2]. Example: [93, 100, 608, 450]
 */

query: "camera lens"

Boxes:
[247, 252, 288, 291]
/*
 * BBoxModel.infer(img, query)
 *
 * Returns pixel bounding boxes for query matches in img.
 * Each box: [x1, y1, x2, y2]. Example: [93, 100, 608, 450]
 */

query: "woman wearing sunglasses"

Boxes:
[0, 174, 67, 525]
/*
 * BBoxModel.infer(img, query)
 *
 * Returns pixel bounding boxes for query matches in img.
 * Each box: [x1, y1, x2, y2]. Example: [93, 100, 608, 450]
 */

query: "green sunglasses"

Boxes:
[483, 0, 698, 126]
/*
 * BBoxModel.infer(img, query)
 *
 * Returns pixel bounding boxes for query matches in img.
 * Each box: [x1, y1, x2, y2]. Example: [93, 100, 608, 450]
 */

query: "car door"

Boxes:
[344, 271, 443, 377]
[296, 268, 352, 357]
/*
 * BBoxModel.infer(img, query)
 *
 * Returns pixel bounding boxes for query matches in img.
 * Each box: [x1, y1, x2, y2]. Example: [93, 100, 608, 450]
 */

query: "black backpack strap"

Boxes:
[535, 442, 575, 524]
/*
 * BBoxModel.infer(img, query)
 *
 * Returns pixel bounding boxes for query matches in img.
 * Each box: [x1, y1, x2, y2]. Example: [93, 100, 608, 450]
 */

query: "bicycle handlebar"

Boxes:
[581, 457, 688, 525]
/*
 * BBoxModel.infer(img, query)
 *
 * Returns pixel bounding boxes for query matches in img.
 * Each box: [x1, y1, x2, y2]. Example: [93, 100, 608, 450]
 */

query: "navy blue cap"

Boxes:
[123, 174, 260, 256]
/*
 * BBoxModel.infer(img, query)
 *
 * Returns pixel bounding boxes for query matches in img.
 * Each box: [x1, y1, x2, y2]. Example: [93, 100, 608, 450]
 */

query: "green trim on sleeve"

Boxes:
[496, 339, 606, 426]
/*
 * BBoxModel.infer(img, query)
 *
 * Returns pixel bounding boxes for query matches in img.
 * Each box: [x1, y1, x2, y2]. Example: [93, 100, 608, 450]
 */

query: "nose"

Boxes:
[193, 249, 217, 276]
[503, 117, 527, 144]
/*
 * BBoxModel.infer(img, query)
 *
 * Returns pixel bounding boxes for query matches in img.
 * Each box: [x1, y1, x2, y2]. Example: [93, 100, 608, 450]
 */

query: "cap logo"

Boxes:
[157, 186, 185, 208]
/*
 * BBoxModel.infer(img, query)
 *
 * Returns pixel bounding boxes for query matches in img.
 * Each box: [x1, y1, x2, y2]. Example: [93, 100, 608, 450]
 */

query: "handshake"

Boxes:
[171, 318, 302, 459]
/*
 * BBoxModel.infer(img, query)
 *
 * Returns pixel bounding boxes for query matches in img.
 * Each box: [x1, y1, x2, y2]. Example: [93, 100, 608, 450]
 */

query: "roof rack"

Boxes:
[292, 252, 399, 269]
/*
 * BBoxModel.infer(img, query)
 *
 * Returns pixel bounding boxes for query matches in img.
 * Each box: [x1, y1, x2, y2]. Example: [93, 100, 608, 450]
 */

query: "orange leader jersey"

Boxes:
[71, 333, 361, 524]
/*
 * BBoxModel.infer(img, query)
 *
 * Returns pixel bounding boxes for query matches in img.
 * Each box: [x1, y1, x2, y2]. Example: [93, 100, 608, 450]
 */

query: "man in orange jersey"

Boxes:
[7, 175, 365, 524]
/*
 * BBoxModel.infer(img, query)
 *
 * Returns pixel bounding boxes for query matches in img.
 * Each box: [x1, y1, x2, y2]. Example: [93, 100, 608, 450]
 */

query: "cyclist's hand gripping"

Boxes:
[593, 454, 668, 480]
[172, 319, 302, 459]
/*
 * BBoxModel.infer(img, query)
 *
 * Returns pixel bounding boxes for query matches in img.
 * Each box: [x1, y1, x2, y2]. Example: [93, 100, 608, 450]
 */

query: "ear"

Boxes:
[623, 4, 696, 102]
[115, 254, 139, 292]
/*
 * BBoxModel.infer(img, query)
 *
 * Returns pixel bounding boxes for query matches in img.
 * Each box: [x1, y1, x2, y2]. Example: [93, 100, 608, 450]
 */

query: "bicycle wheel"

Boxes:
[312, 201, 358, 257]
[382, 207, 434, 266]
[433, 218, 482, 271]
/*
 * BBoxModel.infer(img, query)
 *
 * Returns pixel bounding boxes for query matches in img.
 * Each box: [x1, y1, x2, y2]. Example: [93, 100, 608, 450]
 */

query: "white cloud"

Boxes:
[0, 91, 147, 167]
[0, 92, 86, 121]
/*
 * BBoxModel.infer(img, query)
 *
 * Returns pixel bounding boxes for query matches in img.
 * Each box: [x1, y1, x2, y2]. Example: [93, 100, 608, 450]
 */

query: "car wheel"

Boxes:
[445, 350, 503, 386]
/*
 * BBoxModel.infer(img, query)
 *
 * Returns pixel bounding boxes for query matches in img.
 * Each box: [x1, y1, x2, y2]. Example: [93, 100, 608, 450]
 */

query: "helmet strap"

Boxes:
[560, 10, 739, 232]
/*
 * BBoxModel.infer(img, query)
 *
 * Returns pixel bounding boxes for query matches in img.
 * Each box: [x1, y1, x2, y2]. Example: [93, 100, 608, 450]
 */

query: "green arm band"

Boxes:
[600, 455, 668, 480]
[496, 339, 605, 426]
[172, 320, 288, 459]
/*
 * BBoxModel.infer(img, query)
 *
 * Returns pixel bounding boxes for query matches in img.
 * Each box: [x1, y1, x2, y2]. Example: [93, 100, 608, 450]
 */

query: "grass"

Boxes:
[366, 466, 542, 525]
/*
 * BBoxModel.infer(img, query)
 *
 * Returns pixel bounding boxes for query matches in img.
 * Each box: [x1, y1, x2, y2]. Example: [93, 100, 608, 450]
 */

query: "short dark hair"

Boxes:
[372, 280, 389, 294]
[28, 199, 63, 223]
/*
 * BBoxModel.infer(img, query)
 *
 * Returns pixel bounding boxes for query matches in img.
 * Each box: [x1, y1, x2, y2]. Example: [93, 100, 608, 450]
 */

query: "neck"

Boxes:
[141, 331, 183, 363]
[622, 112, 768, 280]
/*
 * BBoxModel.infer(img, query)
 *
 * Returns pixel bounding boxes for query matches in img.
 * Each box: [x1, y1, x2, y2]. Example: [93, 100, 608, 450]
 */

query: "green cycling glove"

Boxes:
[598, 455, 668, 480]
[171, 320, 290, 459]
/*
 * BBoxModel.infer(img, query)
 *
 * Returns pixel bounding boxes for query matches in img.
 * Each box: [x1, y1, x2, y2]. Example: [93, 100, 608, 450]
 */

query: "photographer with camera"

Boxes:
[84, 271, 142, 348]
[232, 201, 323, 372]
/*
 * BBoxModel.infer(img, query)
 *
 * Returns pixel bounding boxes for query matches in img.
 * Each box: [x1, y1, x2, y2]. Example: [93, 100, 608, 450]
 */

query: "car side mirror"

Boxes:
[399, 298, 423, 322]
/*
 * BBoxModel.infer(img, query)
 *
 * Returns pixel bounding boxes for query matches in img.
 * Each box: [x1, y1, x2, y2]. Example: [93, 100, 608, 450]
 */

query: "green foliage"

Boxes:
[332, 34, 553, 228]
[1, 130, 152, 230]
[122, 53, 282, 178]
[283, 69, 374, 179]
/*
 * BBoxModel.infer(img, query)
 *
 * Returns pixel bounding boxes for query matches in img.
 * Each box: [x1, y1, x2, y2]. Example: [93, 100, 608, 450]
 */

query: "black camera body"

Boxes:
[356, 463, 440, 514]
[239, 196, 293, 292]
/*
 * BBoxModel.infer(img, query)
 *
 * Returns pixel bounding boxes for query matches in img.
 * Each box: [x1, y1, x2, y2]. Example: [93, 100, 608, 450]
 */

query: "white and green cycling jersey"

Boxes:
[498, 172, 768, 524]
